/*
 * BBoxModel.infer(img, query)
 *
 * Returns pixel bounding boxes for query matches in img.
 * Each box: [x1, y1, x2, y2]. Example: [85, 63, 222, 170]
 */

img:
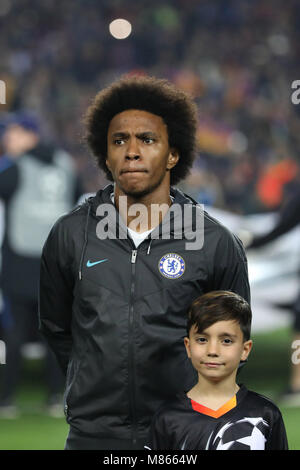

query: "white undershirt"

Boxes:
[127, 227, 153, 248]
[110, 191, 174, 248]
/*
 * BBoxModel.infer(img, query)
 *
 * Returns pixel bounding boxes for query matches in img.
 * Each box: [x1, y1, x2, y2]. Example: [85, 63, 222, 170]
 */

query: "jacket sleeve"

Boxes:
[211, 229, 251, 304]
[38, 218, 74, 375]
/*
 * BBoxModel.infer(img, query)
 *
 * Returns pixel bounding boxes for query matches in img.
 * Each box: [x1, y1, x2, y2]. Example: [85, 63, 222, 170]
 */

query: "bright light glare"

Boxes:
[109, 19, 132, 40]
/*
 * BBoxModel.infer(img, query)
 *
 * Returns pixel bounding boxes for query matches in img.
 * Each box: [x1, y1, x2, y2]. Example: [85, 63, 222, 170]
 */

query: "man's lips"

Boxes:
[121, 169, 148, 174]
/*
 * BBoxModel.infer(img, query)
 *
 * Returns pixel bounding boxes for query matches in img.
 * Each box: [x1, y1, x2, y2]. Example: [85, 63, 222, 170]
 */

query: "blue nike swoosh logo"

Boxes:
[86, 259, 108, 268]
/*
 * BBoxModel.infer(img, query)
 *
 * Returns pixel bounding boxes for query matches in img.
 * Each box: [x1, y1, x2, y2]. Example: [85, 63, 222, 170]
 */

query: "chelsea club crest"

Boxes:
[158, 253, 185, 279]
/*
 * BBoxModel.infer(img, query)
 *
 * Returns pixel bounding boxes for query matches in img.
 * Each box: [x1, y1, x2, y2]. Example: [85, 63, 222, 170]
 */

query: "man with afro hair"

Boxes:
[39, 75, 250, 450]
[84, 75, 197, 186]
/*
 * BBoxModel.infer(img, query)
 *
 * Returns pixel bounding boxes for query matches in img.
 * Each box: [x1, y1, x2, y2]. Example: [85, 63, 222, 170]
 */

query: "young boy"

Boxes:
[145, 291, 288, 450]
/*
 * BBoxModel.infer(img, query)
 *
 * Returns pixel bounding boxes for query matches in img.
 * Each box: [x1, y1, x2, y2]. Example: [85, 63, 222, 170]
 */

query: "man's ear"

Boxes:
[184, 337, 191, 359]
[167, 149, 179, 170]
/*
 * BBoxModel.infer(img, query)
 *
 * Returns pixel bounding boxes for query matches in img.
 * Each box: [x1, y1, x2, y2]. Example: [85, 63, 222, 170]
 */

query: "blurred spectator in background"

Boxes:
[245, 183, 300, 406]
[178, 164, 225, 208]
[0, 112, 82, 417]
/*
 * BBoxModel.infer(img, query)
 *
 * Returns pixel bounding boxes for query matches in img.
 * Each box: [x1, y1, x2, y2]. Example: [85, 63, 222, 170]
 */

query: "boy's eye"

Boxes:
[196, 337, 207, 343]
[223, 338, 233, 345]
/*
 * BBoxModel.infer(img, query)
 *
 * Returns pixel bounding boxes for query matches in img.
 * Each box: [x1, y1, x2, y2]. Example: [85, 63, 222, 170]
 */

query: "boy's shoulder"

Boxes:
[246, 388, 279, 406]
[240, 387, 284, 419]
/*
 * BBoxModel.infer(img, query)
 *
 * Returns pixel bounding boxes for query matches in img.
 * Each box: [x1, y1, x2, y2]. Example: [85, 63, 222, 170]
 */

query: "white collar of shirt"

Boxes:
[110, 191, 174, 248]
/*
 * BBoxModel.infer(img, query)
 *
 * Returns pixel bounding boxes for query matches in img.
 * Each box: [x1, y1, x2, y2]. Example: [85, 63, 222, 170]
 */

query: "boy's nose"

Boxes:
[206, 341, 219, 356]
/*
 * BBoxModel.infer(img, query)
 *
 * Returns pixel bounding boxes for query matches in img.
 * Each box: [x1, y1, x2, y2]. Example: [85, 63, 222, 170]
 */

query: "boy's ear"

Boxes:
[184, 337, 191, 359]
[241, 339, 253, 362]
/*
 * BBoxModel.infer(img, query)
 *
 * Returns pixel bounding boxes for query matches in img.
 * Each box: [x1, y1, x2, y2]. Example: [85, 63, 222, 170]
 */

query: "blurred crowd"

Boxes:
[1, 0, 300, 214]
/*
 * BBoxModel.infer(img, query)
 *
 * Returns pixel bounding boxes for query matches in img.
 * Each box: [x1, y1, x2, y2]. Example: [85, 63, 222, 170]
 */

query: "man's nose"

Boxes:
[125, 138, 140, 160]
[125, 154, 140, 160]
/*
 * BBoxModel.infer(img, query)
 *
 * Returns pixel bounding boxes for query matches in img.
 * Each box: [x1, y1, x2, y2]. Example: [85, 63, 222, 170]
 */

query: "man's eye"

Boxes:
[114, 139, 125, 145]
[143, 137, 154, 144]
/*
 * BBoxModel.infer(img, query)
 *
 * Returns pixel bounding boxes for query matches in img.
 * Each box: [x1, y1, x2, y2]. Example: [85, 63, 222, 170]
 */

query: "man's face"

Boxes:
[106, 109, 179, 198]
[184, 320, 252, 383]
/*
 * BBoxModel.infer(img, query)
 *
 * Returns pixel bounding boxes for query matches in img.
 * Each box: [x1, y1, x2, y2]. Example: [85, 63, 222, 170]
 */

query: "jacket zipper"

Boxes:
[63, 358, 73, 419]
[129, 249, 138, 446]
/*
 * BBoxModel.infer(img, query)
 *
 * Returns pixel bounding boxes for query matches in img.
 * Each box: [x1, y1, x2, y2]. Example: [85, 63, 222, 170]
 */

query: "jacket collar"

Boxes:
[90, 183, 197, 214]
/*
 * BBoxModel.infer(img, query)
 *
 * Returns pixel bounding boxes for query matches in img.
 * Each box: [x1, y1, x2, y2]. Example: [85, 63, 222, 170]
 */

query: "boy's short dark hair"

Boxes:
[83, 74, 198, 185]
[186, 291, 252, 341]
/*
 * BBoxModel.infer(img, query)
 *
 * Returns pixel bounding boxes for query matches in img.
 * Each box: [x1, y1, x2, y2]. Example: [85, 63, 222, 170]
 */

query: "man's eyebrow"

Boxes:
[136, 131, 158, 137]
[111, 131, 158, 138]
[111, 132, 128, 138]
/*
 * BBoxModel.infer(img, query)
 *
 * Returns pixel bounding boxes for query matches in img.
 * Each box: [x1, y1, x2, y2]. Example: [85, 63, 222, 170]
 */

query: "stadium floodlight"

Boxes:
[109, 18, 132, 40]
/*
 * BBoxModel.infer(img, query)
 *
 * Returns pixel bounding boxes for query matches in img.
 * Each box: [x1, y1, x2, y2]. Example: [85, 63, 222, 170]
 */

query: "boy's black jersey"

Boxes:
[146, 385, 288, 450]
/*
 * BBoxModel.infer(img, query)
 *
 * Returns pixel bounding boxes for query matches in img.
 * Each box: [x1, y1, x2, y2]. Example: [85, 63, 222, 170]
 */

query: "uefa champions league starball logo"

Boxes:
[206, 417, 269, 450]
[158, 253, 185, 279]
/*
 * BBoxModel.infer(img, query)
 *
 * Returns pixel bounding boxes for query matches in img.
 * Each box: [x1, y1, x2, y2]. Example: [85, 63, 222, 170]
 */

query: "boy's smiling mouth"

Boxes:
[203, 362, 224, 368]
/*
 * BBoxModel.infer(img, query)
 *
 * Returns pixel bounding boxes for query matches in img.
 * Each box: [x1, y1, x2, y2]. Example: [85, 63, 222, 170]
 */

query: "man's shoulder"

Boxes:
[202, 208, 245, 255]
[203, 208, 232, 234]
[48, 199, 91, 241]
[57, 200, 89, 224]
[49, 186, 111, 238]
[174, 188, 235, 237]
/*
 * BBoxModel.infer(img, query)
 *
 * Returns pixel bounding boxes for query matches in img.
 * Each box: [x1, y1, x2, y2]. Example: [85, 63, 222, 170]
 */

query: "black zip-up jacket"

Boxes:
[39, 184, 250, 446]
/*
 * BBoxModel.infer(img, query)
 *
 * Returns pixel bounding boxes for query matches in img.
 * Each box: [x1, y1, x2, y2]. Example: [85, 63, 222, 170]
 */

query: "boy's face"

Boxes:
[184, 320, 252, 382]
